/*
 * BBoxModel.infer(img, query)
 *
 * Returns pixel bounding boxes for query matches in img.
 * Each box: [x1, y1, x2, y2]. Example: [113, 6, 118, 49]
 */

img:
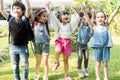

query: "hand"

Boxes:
[90, 8, 95, 13]
[46, 1, 51, 8]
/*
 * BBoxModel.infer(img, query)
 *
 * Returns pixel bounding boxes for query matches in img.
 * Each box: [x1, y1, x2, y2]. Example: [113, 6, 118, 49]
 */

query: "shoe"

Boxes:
[43, 76, 48, 80]
[78, 70, 85, 78]
[51, 62, 60, 71]
[65, 75, 74, 80]
[84, 69, 89, 77]
[96, 78, 100, 80]
[34, 74, 40, 80]
[104, 78, 108, 80]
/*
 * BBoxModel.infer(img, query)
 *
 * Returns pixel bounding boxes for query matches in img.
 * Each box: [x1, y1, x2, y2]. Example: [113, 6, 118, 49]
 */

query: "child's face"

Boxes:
[12, 6, 23, 18]
[82, 16, 88, 25]
[95, 12, 105, 25]
[38, 12, 48, 24]
[60, 13, 69, 24]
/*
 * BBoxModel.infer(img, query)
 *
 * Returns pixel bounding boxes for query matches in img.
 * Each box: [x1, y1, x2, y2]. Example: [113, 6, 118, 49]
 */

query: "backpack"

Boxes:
[8, 16, 34, 45]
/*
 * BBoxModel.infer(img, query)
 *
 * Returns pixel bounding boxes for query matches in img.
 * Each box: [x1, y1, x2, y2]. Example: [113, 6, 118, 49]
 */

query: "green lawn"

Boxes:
[0, 36, 120, 80]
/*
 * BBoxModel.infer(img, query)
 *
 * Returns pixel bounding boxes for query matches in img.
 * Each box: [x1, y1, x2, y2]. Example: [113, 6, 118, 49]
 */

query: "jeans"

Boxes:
[10, 44, 29, 80]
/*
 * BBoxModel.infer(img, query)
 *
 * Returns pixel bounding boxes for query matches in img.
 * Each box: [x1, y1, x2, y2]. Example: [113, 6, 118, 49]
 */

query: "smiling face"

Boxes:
[38, 11, 48, 24]
[12, 6, 23, 18]
[82, 16, 89, 26]
[95, 12, 106, 25]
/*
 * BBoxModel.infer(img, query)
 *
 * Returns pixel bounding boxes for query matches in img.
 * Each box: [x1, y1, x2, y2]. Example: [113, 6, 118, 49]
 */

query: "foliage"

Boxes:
[72, 28, 78, 52]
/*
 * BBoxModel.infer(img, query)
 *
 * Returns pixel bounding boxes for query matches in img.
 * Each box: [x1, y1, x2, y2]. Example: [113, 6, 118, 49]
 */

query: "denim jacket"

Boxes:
[77, 25, 91, 44]
[90, 25, 113, 48]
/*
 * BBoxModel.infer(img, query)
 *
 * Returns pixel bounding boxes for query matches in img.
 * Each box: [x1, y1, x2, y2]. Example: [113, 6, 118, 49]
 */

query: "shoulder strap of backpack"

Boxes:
[8, 16, 14, 44]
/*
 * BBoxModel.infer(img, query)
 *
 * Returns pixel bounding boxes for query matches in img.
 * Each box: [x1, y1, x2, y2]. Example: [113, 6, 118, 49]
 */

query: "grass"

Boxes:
[0, 35, 120, 80]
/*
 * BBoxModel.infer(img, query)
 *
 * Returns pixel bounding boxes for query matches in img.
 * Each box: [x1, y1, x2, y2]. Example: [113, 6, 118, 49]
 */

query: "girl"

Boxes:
[32, 8, 50, 80]
[77, 11, 92, 78]
[0, 0, 31, 80]
[46, 2, 80, 80]
[83, 3, 120, 80]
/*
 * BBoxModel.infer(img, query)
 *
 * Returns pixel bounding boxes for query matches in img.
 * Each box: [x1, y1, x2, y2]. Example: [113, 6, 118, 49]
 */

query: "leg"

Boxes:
[83, 48, 89, 69]
[95, 61, 101, 80]
[103, 61, 108, 80]
[20, 53, 29, 80]
[10, 54, 20, 80]
[63, 55, 74, 80]
[51, 47, 61, 71]
[42, 55, 49, 77]
[77, 43, 83, 70]
[55, 47, 61, 63]
[35, 54, 42, 74]
[83, 48, 89, 76]
[63, 55, 69, 76]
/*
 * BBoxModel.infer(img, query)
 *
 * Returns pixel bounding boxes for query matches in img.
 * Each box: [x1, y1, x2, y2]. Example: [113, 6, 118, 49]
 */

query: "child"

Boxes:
[77, 11, 92, 78]
[46, 2, 80, 80]
[0, 0, 31, 80]
[83, 3, 120, 80]
[32, 8, 50, 80]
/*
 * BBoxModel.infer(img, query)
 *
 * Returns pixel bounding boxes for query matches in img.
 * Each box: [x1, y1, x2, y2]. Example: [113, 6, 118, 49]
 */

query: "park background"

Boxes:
[0, 0, 120, 80]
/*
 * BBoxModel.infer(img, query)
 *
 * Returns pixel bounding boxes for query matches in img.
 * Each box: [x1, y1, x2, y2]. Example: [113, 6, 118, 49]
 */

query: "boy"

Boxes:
[0, 0, 31, 80]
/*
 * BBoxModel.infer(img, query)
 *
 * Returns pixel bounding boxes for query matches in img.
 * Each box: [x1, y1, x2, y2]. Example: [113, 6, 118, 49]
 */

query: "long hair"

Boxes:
[33, 8, 50, 36]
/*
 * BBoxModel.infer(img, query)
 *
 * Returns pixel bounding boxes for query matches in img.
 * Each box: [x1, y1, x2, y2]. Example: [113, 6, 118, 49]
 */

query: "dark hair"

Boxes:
[33, 8, 50, 36]
[57, 10, 69, 22]
[12, 1, 26, 16]
[79, 12, 92, 19]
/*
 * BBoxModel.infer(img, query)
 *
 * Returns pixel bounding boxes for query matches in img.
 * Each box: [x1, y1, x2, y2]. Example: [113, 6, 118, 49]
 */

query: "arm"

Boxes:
[107, 4, 120, 25]
[70, 7, 80, 32]
[90, 8, 95, 22]
[0, 0, 9, 20]
[83, 5, 94, 29]
[23, 0, 31, 18]
[46, 2, 61, 30]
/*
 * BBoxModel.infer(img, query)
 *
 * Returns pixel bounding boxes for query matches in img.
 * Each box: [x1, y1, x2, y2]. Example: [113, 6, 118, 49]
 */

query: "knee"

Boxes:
[21, 63, 29, 69]
[12, 63, 17, 69]
[55, 48, 61, 53]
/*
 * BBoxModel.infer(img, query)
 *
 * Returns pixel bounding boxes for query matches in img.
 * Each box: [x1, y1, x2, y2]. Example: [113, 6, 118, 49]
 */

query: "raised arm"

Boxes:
[83, 5, 94, 29]
[46, 2, 61, 30]
[23, 0, 31, 18]
[107, 4, 120, 25]
[70, 7, 80, 32]
[0, 0, 9, 20]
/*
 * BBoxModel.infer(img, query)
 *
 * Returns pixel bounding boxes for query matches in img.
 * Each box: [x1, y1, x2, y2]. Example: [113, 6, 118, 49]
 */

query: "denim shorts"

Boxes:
[10, 44, 29, 67]
[93, 47, 110, 62]
[33, 43, 50, 55]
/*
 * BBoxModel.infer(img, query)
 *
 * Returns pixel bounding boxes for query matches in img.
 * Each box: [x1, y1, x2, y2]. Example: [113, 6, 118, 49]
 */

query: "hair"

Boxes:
[12, 1, 26, 16]
[57, 10, 69, 22]
[79, 12, 92, 19]
[33, 8, 50, 36]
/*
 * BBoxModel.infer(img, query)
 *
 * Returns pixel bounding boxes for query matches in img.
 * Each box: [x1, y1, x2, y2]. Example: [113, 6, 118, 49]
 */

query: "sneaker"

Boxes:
[34, 74, 40, 80]
[51, 62, 60, 71]
[96, 78, 100, 80]
[78, 70, 85, 78]
[104, 78, 108, 80]
[43, 76, 48, 80]
[65, 75, 74, 80]
[84, 69, 89, 77]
